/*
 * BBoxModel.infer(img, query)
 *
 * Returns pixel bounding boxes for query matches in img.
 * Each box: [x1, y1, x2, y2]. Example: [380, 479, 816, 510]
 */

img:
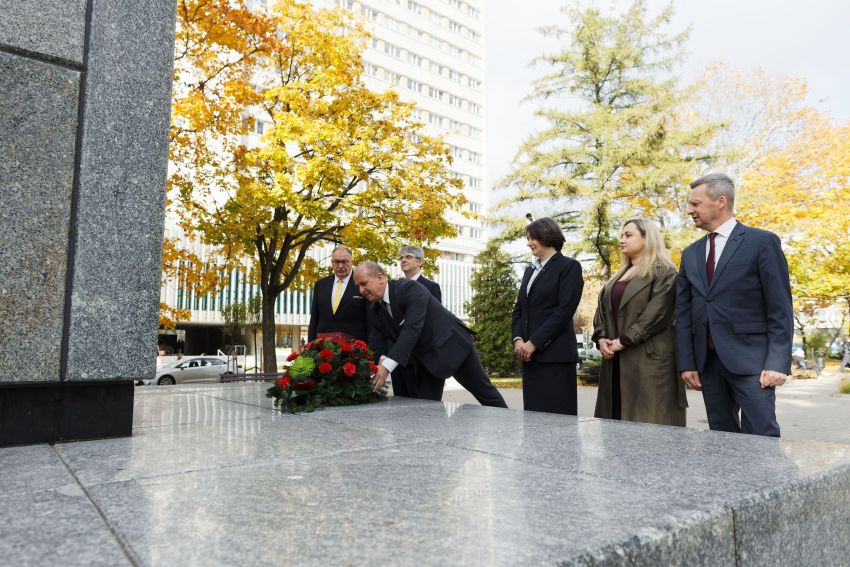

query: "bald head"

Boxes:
[353, 262, 387, 302]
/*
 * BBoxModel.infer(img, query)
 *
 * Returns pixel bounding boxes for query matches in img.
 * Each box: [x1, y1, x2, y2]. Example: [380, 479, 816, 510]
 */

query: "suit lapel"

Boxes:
[527, 253, 561, 297]
[336, 277, 355, 310]
[709, 223, 746, 291]
[696, 235, 709, 294]
[618, 275, 650, 310]
[374, 300, 397, 340]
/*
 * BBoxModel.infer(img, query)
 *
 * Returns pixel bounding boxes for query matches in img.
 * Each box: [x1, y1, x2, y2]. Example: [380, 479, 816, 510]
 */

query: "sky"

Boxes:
[483, 0, 850, 193]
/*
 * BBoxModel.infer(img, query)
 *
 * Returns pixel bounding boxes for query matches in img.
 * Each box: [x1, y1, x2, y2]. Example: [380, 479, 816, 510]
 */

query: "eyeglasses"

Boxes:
[331, 260, 351, 266]
[399, 254, 420, 261]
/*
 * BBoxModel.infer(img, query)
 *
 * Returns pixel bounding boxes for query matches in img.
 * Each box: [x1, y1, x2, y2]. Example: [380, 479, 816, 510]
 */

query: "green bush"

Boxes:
[840, 379, 850, 395]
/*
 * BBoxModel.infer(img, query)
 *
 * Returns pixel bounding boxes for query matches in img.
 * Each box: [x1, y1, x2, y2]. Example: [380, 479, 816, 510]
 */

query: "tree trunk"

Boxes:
[261, 289, 278, 372]
[253, 329, 259, 374]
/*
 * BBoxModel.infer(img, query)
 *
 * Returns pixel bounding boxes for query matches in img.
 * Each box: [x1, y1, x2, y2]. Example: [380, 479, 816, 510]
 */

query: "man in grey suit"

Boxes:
[676, 173, 793, 437]
[393, 245, 442, 398]
[354, 262, 506, 407]
[399, 245, 442, 302]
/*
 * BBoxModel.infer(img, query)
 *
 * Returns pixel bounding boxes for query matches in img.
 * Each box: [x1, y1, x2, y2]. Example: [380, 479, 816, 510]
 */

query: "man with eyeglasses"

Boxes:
[307, 245, 369, 343]
[398, 245, 441, 303]
[392, 245, 443, 398]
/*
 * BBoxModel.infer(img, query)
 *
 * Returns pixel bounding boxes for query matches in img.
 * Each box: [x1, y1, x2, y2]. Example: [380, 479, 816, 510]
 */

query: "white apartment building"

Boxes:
[160, 0, 487, 355]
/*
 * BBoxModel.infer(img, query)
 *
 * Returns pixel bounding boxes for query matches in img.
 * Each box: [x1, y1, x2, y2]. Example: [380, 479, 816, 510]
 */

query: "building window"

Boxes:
[407, 52, 423, 66]
[254, 120, 266, 135]
[468, 177, 482, 189]
[383, 42, 401, 58]
[469, 228, 481, 239]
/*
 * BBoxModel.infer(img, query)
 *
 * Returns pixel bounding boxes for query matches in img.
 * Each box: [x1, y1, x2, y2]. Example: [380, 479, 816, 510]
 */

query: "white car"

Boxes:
[151, 356, 229, 385]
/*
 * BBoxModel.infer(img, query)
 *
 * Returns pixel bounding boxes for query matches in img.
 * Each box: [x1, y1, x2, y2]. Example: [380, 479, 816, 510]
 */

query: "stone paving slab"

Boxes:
[82, 441, 735, 566]
[3, 384, 850, 566]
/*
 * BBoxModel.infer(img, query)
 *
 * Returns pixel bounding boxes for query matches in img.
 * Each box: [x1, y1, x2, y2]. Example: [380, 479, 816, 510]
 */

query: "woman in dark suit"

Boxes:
[592, 219, 686, 426]
[512, 217, 584, 414]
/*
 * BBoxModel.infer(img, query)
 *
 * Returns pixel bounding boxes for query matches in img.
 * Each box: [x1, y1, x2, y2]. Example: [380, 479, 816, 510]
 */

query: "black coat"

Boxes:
[511, 252, 583, 363]
[416, 275, 442, 303]
[308, 274, 369, 342]
[368, 279, 473, 379]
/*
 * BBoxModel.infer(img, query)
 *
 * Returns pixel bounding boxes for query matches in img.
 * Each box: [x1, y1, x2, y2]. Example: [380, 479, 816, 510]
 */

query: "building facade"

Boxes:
[160, 0, 487, 355]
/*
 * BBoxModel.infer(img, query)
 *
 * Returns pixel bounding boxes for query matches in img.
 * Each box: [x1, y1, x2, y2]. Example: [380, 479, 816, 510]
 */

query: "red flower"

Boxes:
[353, 340, 368, 351]
[318, 362, 333, 374]
[369, 363, 377, 374]
[286, 352, 299, 362]
[303, 341, 313, 350]
[276, 377, 291, 388]
[339, 342, 352, 352]
[293, 379, 316, 390]
[366, 353, 373, 360]
[319, 349, 335, 360]
[342, 362, 356, 377]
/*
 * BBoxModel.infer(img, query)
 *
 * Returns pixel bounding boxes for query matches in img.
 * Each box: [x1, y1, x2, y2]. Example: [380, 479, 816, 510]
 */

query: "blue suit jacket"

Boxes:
[675, 223, 793, 376]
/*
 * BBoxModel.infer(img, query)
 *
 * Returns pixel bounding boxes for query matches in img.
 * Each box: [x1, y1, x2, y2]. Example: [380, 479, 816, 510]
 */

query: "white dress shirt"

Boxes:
[705, 217, 738, 269]
[331, 272, 352, 309]
[526, 253, 554, 293]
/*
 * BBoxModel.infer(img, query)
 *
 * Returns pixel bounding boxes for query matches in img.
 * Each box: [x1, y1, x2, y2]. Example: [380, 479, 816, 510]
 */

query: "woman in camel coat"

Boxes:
[592, 219, 687, 426]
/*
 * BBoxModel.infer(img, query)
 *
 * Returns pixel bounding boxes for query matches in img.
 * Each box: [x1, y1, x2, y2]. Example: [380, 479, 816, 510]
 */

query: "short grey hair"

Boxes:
[399, 245, 424, 261]
[354, 261, 385, 277]
[690, 173, 735, 208]
[331, 245, 353, 257]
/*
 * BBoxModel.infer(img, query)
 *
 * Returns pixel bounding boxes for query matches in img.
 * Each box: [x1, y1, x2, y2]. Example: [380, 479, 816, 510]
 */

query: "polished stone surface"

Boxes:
[0, 52, 79, 382]
[0, 0, 87, 65]
[2, 384, 849, 566]
[64, 0, 177, 382]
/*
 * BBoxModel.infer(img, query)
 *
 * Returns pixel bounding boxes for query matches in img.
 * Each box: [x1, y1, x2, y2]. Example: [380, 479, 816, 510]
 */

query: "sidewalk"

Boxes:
[443, 368, 850, 443]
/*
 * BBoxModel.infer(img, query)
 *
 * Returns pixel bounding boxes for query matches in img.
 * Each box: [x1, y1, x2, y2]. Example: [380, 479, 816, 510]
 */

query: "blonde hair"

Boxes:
[607, 219, 675, 284]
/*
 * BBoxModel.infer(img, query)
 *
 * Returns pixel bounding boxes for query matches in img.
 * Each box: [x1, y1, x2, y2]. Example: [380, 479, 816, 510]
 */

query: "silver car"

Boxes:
[153, 357, 228, 385]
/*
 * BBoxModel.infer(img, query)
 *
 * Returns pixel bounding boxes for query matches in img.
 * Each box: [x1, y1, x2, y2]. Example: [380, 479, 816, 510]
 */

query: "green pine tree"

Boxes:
[496, 0, 716, 277]
[466, 241, 521, 376]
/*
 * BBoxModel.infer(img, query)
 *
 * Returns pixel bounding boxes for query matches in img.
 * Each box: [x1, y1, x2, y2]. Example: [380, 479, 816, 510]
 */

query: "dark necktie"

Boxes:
[706, 232, 718, 349]
[706, 232, 718, 284]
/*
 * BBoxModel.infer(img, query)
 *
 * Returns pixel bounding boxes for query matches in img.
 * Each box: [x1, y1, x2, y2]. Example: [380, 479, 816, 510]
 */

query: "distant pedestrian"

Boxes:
[840, 338, 850, 372]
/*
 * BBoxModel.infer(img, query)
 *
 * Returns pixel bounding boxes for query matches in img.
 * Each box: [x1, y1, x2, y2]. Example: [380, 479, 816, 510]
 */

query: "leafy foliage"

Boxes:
[738, 111, 850, 343]
[170, 0, 463, 371]
[266, 333, 386, 412]
[496, 0, 714, 276]
[466, 241, 520, 375]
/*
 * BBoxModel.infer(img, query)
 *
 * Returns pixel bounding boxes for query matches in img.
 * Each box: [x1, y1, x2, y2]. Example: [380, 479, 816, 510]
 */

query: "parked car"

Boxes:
[151, 356, 229, 385]
[576, 334, 602, 360]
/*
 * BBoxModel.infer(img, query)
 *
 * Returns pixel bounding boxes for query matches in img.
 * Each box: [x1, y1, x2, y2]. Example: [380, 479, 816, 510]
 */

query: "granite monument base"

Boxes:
[2, 383, 848, 566]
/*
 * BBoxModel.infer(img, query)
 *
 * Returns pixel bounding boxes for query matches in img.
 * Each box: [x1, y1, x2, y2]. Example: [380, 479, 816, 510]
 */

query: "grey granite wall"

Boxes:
[0, 0, 176, 383]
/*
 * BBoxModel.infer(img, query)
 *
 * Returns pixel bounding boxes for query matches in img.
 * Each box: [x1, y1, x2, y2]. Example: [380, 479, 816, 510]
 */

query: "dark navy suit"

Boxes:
[308, 275, 369, 343]
[391, 275, 442, 398]
[368, 279, 506, 407]
[676, 222, 793, 436]
[512, 252, 583, 414]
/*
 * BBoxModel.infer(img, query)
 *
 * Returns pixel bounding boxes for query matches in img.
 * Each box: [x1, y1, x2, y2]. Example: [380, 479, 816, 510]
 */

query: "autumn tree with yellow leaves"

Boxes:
[168, 0, 463, 371]
[739, 112, 850, 348]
